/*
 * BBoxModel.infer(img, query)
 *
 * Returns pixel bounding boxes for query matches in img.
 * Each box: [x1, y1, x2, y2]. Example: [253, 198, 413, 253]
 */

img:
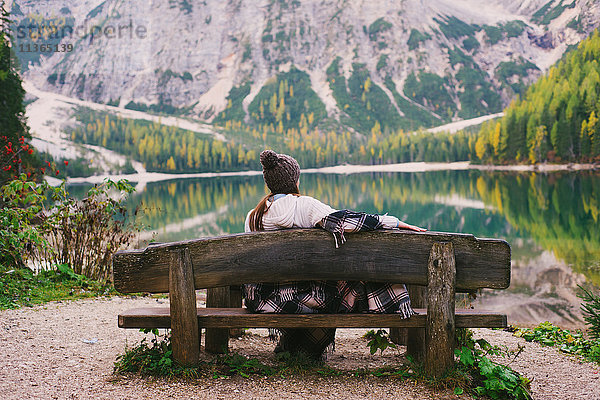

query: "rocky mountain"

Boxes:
[11, 0, 600, 132]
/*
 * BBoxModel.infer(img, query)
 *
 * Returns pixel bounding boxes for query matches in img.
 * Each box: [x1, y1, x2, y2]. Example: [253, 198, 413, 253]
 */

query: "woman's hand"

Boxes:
[397, 221, 427, 232]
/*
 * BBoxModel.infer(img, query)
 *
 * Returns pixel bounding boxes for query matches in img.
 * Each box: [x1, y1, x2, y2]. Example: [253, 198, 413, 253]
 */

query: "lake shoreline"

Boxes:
[62, 161, 600, 185]
[62, 161, 600, 184]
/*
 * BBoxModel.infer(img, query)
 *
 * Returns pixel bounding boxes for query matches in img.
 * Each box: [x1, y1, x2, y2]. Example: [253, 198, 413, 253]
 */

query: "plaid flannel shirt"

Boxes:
[243, 210, 415, 319]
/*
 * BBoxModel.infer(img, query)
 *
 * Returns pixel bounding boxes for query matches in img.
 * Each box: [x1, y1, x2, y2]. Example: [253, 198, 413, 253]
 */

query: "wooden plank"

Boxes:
[113, 230, 511, 293]
[228, 286, 243, 337]
[205, 287, 231, 354]
[406, 285, 427, 362]
[169, 248, 199, 365]
[118, 308, 507, 329]
[424, 242, 456, 377]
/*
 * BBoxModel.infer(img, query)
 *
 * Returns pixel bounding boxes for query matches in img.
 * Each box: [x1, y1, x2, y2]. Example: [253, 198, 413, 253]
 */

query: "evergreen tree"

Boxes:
[474, 29, 600, 164]
[0, 1, 36, 184]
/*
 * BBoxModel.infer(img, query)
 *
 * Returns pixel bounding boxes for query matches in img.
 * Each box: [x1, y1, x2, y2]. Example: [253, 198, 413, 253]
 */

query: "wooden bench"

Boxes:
[113, 229, 510, 376]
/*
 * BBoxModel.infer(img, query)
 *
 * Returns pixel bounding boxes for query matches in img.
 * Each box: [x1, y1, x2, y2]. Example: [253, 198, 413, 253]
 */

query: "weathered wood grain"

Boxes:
[205, 287, 231, 354]
[118, 308, 507, 329]
[168, 249, 199, 365]
[406, 285, 427, 362]
[113, 230, 510, 293]
[424, 242, 456, 377]
[228, 286, 243, 337]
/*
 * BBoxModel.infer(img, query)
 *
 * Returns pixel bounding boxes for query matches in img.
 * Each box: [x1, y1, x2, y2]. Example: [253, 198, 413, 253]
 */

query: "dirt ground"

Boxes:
[1, 296, 599, 400]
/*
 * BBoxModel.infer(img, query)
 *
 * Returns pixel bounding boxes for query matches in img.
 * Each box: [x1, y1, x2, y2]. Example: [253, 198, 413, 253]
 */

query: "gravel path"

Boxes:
[1, 297, 599, 399]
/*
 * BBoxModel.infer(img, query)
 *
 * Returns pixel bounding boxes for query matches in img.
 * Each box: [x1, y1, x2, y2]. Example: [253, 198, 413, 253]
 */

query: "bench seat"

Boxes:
[119, 307, 507, 329]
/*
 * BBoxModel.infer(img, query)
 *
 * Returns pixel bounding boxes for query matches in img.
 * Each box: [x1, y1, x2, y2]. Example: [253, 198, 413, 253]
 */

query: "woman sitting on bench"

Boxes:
[244, 150, 426, 360]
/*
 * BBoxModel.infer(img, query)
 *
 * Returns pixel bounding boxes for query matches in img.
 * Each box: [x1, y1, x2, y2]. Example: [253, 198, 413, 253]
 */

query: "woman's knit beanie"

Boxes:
[260, 150, 300, 194]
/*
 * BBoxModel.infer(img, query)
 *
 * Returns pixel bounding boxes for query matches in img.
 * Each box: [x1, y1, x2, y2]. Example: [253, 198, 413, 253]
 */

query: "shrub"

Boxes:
[579, 285, 600, 341]
[0, 175, 139, 281]
[114, 329, 274, 378]
[516, 320, 600, 365]
[455, 330, 532, 399]
[0, 175, 50, 269]
[38, 179, 139, 281]
[363, 329, 397, 355]
[114, 329, 181, 377]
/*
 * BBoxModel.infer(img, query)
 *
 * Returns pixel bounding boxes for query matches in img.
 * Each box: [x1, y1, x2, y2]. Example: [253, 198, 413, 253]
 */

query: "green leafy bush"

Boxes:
[0, 175, 50, 269]
[515, 320, 600, 364]
[455, 330, 532, 400]
[1, 174, 139, 281]
[114, 329, 183, 377]
[361, 328, 531, 398]
[114, 329, 274, 378]
[38, 179, 139, 281]
[221, 352, 275, 377]
[363, 329, 397, 355]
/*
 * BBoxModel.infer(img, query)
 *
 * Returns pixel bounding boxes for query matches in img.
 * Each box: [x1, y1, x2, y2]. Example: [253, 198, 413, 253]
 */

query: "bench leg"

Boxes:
[228, 286, 243, 338]
[169, 248, 199, 365]
[405, 285, 427, 362]
[424, 242, 456, 377]
[205, 286, 233, 353]
[389, 327, 406, 346]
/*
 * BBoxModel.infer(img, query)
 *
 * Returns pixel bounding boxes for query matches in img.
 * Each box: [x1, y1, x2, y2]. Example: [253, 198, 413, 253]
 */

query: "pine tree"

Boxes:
[1, 2, 36, 182]
[166, 156, 176, 170]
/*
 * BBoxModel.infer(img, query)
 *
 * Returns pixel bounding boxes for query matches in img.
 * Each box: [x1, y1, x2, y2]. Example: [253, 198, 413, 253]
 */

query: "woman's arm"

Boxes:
[379, 214, 427, 232]
[318, 210, 426, 247]
[318, 212, 426, 232]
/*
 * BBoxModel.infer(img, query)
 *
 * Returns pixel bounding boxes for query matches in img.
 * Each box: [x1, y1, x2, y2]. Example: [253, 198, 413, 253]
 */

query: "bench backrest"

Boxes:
[113, 229, 511, 294]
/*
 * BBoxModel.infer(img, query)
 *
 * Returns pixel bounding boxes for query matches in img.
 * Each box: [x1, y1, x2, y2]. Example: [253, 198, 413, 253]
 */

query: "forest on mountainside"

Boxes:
[69, 108, 474, 172]
[474, 30, 600, 164]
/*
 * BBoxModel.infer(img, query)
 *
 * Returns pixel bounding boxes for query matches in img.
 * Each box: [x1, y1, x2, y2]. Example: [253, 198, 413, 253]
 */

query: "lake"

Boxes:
[85, 169, 600, 329]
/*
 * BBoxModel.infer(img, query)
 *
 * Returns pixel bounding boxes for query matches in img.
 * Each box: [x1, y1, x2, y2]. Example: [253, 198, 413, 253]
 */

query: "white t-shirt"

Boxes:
[244, 194, 400, 232]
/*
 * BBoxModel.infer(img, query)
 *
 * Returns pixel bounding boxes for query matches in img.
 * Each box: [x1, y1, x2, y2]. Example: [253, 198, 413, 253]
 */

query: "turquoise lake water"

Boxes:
[72, 169, 600, 329]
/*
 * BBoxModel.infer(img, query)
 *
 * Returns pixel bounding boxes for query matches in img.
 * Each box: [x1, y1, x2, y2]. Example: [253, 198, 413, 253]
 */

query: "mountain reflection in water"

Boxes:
[69, 169, 599, 329]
